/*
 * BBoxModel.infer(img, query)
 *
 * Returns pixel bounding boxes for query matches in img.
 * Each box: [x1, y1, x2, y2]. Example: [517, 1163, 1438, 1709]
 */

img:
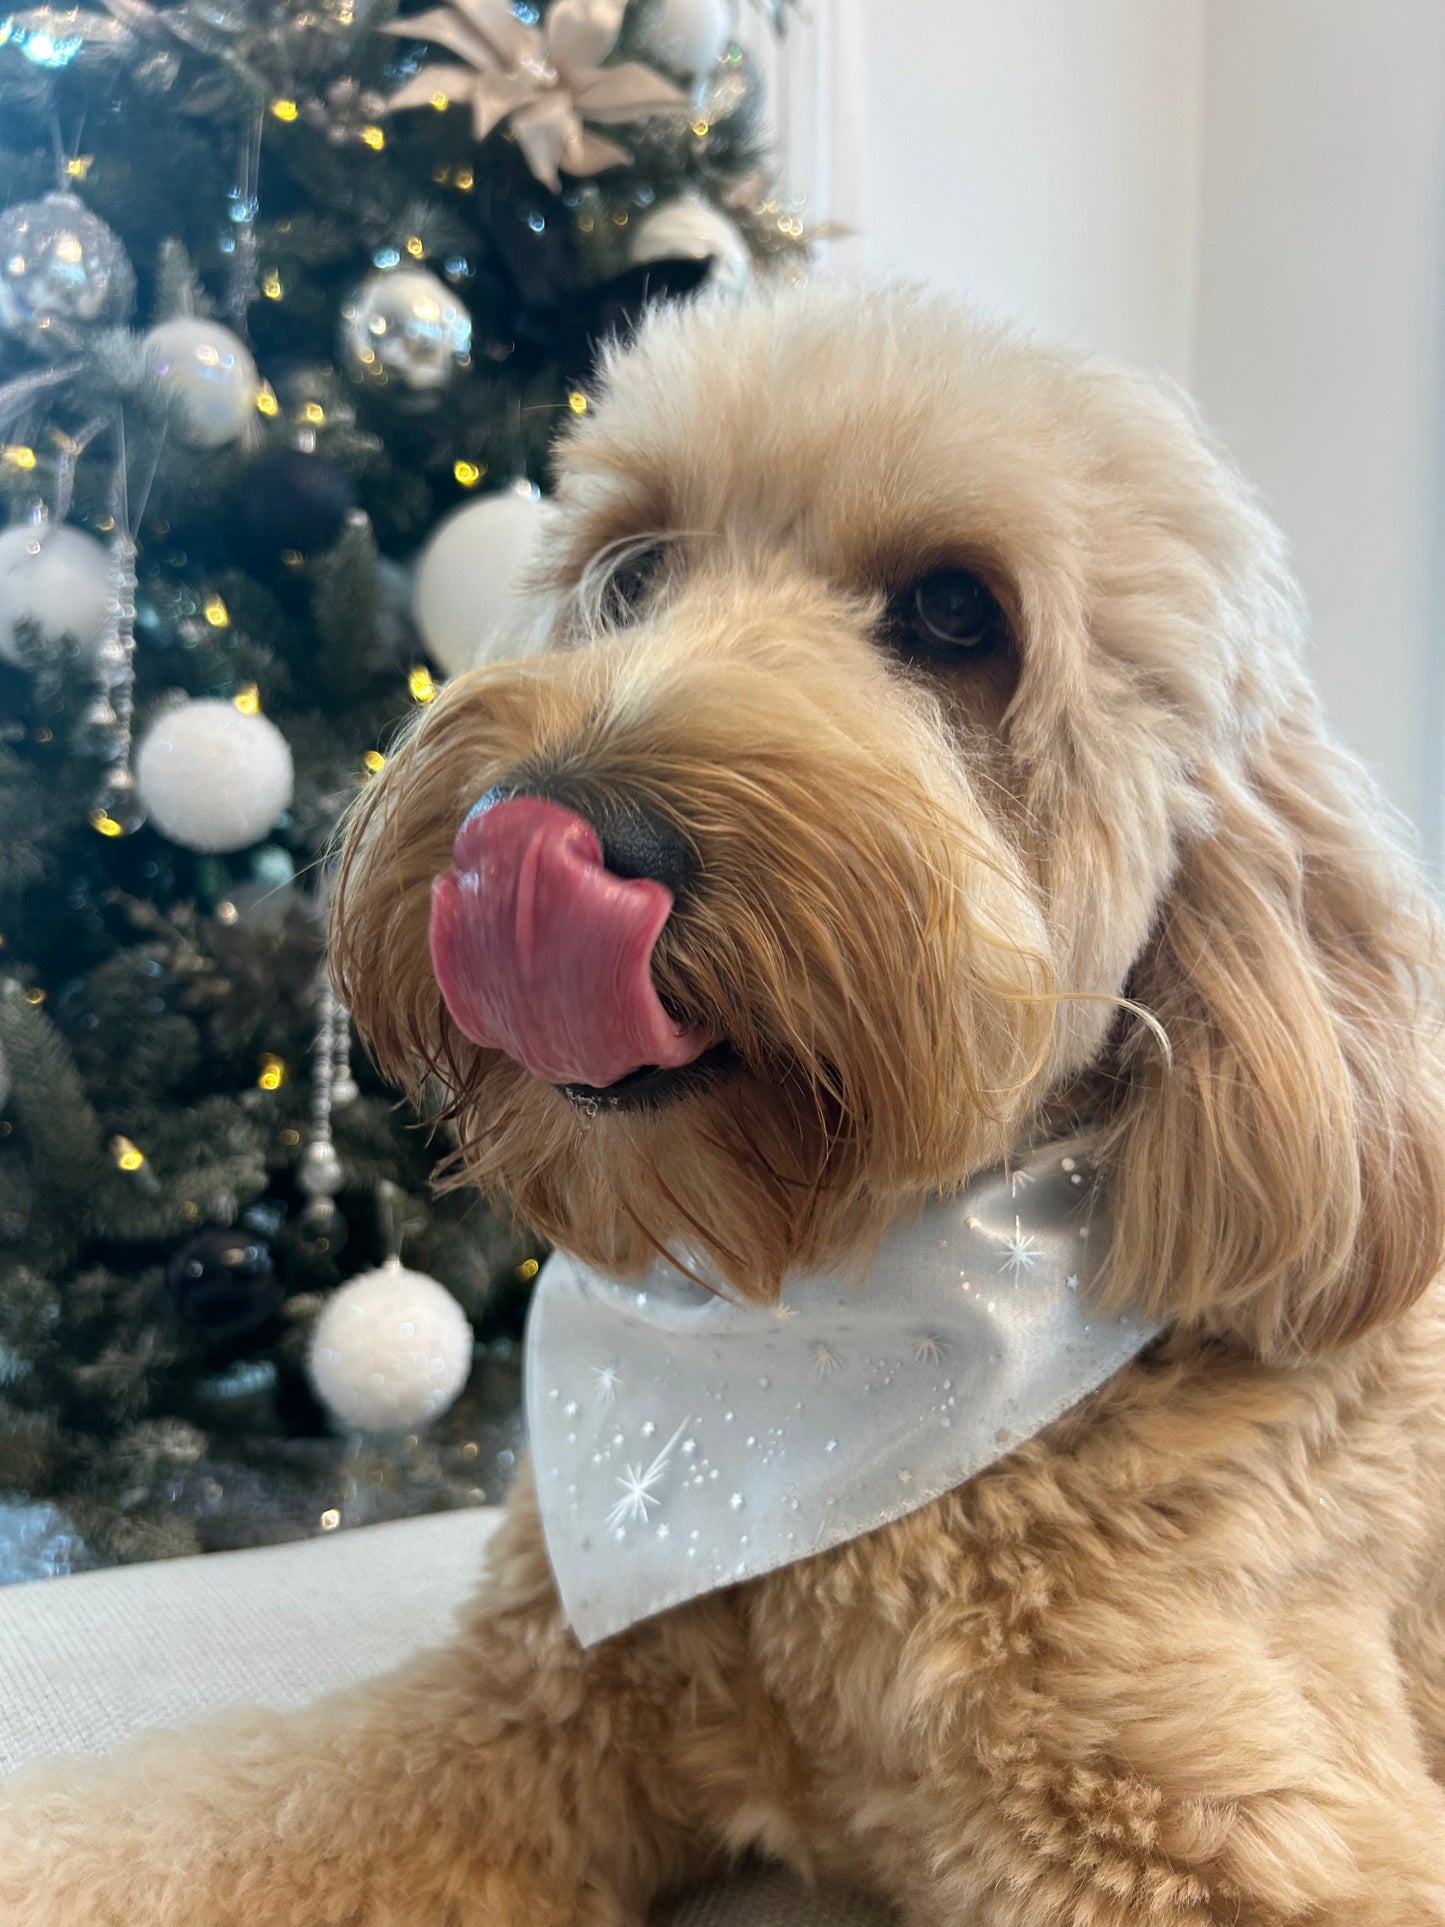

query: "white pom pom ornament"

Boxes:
[143, 317, 259, 448]
[308, 1261, 474, 1434]
[0, 522, 112, 665]
[412, 486, 547, 678]
[628, 194, 752, 297]
[645, 0, 729, 76]
[135, 699, 294, 853]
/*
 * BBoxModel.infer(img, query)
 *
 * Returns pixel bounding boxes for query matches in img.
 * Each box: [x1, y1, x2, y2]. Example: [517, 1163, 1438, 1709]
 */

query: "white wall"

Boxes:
[774, 1, 1445, 854]
[1192, 0, 1445, 852]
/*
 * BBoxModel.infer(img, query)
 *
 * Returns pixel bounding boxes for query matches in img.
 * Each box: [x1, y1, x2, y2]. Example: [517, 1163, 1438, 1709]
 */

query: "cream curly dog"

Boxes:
[5, 281, 1445, 1926]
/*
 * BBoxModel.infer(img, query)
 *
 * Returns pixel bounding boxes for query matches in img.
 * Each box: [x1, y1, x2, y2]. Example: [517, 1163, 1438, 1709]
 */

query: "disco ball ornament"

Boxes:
[0, 192, 135, 348]
[412, 487, 547, 678]
[142, 316, 259, 447]
[166, 1226, 282, 1340]
[135, 698, 294, 853]
[0, 521, 112, 665]
[341, 267, 471, 392]
[307, 1260, 473, 1434]
[628, 194, 751, 297]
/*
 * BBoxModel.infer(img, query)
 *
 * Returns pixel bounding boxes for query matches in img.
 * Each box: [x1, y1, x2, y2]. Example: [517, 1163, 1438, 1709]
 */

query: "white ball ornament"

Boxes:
[413, 487, 547, 677]
[143, 317, 259, 448]
[135, 699, 294, 853]
[307, 1261, 474, 1434]
[0, 522, 112, 666]
[646, 0, 729, 76]
[341, 267, 471, 392]
[629, 194, 752, 297]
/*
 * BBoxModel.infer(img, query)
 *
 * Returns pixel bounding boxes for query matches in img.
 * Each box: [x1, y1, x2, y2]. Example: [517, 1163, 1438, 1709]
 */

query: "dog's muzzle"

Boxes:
[429, 793, 710, 1092]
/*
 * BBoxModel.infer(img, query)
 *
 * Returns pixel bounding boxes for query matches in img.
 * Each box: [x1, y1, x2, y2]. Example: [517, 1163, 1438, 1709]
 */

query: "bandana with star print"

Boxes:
[525, 1136, 1159, 1646]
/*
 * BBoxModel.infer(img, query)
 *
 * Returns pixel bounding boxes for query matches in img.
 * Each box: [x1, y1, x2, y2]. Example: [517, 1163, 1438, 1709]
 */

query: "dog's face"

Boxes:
[336, 282, 1445, 1355]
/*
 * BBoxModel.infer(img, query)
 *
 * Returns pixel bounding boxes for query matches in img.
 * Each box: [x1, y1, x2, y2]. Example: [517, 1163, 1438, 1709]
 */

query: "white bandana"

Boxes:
[526, 1138, 1159, 1647]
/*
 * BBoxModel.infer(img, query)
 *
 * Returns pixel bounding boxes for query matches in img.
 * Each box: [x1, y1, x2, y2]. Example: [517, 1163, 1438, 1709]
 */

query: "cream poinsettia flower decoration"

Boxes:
[383, 0, 689, 192]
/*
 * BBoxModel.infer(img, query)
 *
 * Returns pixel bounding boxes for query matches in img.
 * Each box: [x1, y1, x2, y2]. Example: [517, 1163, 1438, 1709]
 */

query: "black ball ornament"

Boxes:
[166, 1227, 282, 1339]
[237, 448, 356, 563]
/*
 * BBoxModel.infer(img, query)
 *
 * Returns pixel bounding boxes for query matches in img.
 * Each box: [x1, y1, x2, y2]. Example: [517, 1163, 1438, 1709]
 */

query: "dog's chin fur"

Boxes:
[9, 282, 1445, 1927]
[336, 279, 1445, 1359]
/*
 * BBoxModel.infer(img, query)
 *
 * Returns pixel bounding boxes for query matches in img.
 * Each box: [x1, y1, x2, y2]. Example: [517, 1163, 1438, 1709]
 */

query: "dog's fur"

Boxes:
[5, 281, 1445, 1925]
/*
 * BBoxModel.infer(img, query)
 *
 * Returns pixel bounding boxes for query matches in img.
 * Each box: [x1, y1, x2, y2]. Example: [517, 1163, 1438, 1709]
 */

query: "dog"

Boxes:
[5, 279, 1445, 1927]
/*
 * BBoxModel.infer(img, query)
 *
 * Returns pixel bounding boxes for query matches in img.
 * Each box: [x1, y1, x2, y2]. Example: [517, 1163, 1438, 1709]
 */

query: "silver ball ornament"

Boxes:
[331, 1074, 360, 1107]
[142, 317, 259, 447]
[297, 1139, 345, 1197]
[341, 268, 471, 392]
[0, 193, 135, 348]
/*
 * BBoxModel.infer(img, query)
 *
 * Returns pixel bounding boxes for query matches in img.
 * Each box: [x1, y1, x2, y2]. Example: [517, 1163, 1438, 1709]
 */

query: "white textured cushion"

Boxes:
[0, 1511, 893, 1926]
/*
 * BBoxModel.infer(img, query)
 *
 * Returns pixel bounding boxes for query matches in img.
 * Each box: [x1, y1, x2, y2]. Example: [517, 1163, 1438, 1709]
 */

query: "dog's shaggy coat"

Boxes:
[4, 282, 1445, 1926]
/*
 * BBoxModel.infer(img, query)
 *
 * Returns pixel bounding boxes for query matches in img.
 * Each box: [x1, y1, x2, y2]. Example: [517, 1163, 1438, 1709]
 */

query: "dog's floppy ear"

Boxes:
[1098, 698, 1445, 1359]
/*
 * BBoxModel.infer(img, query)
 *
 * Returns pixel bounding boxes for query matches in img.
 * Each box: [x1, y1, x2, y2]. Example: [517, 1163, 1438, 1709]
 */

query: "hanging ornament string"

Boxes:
[296, 972, 347, 1238]
[222, 103, 264, 331]
[330, 995, 358, 1107]
[89, 409, 162, 837]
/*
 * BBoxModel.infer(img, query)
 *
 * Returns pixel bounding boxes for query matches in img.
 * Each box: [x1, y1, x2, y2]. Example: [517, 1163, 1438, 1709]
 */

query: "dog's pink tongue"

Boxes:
[429, 795, 707, 1089]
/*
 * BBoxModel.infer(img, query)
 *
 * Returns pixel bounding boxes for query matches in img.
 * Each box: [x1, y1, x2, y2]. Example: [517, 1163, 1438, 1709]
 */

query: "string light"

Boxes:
[405, 235, 425, 259]
[690, 119, 710, 137]
[64, 154, 93, 179]
[320, 1508, 341, 1530]
[362, 749, 386, 774]
[90, 806, 125, 838]
[360, 124, 385, 149]
[111, 1135, 146, 1172]
[453, 458, 483, 487]
[567, 390, 587, 414]
[257, 1053, 287, 1091]
[302, 401, 325, 424]
[2, 445, 37, 469]
[429, 90, 449, 109]
[262, 270, 283, 300]
[281, 548, 304, 568]
[255, 385, 279, 416]
[517, 1257, 540, 1281]
[454, 167, 474, 191]
[271, 97, 299, 121]
[408, 666, 438, 703]
[23, 985, 45, 1005]
[203, 594, 230, 627]
[233, 684, 261, 715]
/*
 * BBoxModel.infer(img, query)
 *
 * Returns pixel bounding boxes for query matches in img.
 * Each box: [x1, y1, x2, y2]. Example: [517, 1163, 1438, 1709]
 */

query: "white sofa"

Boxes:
[0, 1509, 893, 1925]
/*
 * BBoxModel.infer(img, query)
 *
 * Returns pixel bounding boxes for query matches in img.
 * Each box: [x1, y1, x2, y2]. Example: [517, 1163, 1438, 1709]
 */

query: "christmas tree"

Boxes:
[0, 0, 806, 1576]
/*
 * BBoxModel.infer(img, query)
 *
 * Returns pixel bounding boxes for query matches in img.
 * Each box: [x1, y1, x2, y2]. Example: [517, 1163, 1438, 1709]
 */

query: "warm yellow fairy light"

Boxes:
[263, 272, 283, 301]
[203, 594, 230, 628]
[408, 665, 438, 703]
[281, 548, 304, 568]
[320, 1508, 341, 1530]
[255, 386, 279, 417]
[90, 807, 125, 838]
[360, 124, 385, 149]
[2, 445, 36, 469]
[65, 154, 93, 180]
[112, 1136, 146, 1172]
[95, 513, 115, 532]
[567, 390, 587, 414]
[271, 97, 299, 121]
[257, 1053, 287, 1091]
[517, 1257, 540, 1281]
[233, 683, 261, 715]
[431, 164, 449, 184]
[429, 90, 449, 109]
[453, 458, 482, 487]
[362, 749, 386, 774]
[23, 986, 45, 1005]
[611, 208, 629, 226]
[690, 119, 710, 137]
[454, 167, 474, 191]
[405, 235, 424, 259]
[302, 401, 325, 424]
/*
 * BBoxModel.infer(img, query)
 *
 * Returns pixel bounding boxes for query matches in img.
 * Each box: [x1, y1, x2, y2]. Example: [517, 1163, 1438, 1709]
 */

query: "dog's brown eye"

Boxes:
[889, 569, 1004, 661]
[602, 543, 666, 625]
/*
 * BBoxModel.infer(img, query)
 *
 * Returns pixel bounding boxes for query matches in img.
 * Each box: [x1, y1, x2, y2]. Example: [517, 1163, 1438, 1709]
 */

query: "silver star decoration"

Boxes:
[383, 0, 688, 192]
[605, 1416, 688, 1531]
[591, 1361, 621, 1406]
[1000, 1218, 1043, 1279]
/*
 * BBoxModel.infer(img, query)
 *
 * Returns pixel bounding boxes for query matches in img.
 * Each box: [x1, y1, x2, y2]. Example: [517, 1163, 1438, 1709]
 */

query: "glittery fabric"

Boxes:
[527, 1137, 1161, 1647]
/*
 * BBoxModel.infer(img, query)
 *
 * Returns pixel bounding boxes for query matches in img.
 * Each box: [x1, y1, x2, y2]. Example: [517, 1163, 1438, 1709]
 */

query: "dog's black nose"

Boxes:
[470, 783, 697, 900]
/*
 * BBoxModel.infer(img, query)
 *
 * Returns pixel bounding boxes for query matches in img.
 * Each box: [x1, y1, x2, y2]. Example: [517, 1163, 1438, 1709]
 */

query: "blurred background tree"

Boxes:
[0, 0, 806, 1577]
